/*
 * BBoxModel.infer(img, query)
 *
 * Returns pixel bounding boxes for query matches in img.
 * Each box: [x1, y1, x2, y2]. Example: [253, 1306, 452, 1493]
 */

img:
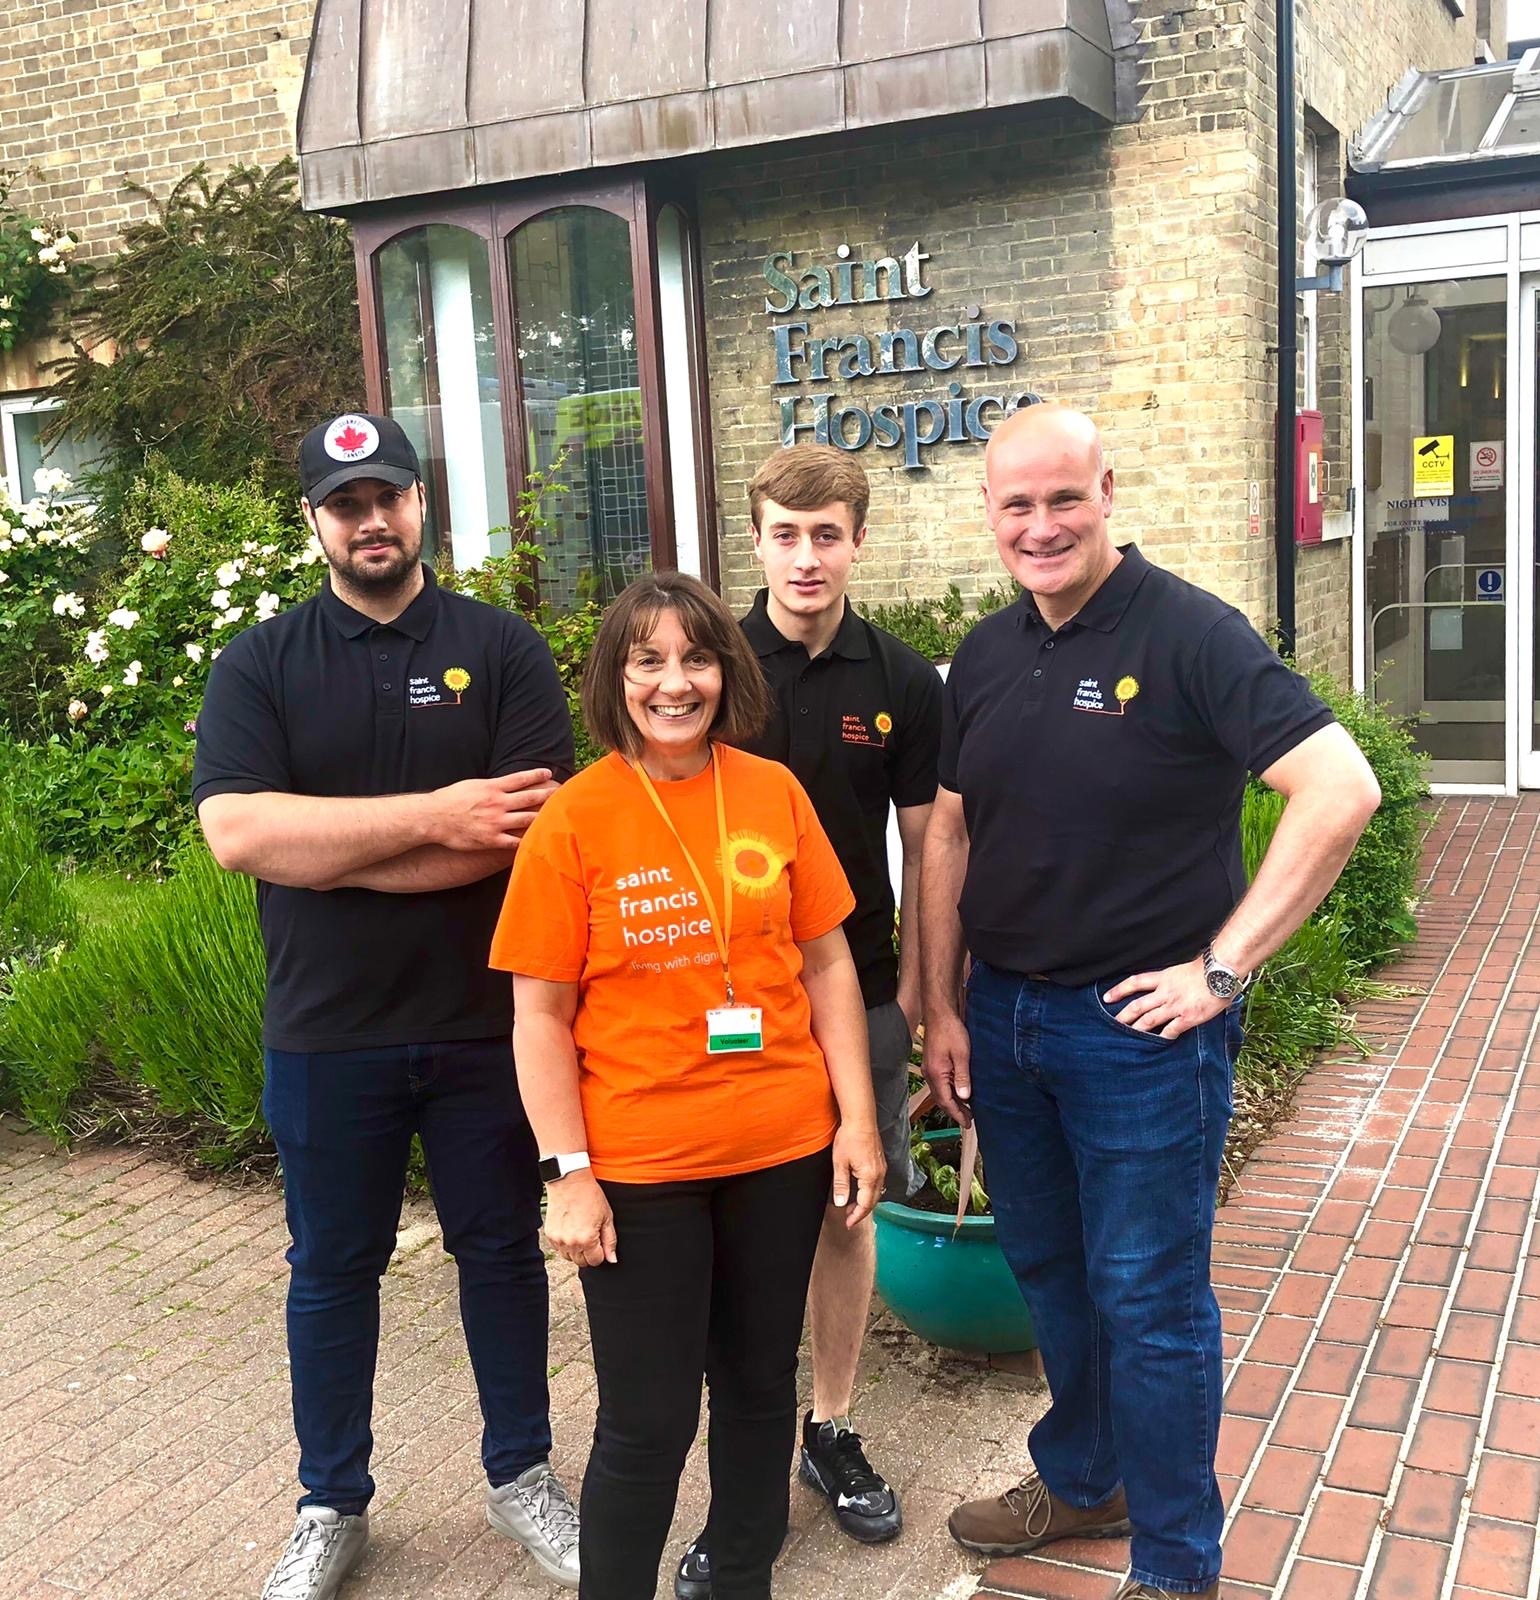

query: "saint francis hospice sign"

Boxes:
[766, 242, 1037, 471]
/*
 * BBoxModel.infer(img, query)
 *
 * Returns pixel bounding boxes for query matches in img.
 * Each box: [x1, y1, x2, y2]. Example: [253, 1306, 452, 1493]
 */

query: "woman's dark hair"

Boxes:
[580, 572, 772, 758]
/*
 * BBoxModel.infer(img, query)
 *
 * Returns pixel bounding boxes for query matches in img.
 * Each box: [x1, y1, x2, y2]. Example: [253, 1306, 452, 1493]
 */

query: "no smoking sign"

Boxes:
[1470, 440, 1504, 492]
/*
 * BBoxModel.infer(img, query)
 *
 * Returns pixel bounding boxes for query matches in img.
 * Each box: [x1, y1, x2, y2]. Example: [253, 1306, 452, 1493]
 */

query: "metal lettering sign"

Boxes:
[764, 243, 1034, 471]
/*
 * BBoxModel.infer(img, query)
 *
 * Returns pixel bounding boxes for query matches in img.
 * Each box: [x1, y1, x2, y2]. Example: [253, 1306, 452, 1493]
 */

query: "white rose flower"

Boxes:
[36, 246, 58, 265]
[0, 571, 8, 586]
[47, 263, 67, 276]
[84, 629, 109, 663]
[0, 295, 11, 310]
[122, 660, 143, 688]
[240, 542, 258, 554]
[21, 500, 47, 528]
[100, 684, 112, 699]
[172, 675, 184, 688]
[10, 529, 29, 545]
[209, 588, 231, 610]
[67, 698, 88, 722]
[184, 642, 204, 663]
[215, 606, 246, 628]
[56, 235, 77, 254]
[106, 608, 140, 629]
[29, 227, 48, 244]
[33, 467, 70, 495]
[255, 591, 281, 621]
[215, 560, 243, 587]
[211, 647, 223, 660]
[52, 592, 85, 618]
[302, 535, 325, 565]
[140, 528, 171, 557]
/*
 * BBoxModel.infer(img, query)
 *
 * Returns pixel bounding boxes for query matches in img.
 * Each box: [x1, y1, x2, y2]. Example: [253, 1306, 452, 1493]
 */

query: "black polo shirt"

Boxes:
[741, 590, 942, 1008]
[939, 546, 1333, 986]
[192, 568, 575, 1052]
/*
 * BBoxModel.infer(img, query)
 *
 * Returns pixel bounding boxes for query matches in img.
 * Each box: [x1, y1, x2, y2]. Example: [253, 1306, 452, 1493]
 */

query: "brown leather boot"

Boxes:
[1113, 1580, 1220, 1599]
[947, 1469, 1131, 1556]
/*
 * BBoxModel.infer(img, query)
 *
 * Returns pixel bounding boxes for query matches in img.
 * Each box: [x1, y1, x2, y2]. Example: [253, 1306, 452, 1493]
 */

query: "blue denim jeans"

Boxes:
[263, 1037, 551, 1515]
[965, 960, 1239, 1594]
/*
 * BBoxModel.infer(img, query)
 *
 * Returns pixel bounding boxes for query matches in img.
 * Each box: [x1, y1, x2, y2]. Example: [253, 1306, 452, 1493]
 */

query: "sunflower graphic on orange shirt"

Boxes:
[722, 831, 786, 898]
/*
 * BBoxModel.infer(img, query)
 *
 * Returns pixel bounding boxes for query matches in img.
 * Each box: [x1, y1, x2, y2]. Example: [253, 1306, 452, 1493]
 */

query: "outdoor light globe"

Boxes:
[1307, 198, 1368, 265]
[1387, 288, 1442, 355]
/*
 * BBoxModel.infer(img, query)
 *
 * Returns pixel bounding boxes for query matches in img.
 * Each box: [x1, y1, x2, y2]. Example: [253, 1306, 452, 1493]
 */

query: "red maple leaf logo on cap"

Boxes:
[334, 423, 370, 453]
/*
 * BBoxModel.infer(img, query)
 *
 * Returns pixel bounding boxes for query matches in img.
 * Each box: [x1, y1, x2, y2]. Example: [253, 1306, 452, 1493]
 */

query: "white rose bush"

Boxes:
[0, 462, 322, 867]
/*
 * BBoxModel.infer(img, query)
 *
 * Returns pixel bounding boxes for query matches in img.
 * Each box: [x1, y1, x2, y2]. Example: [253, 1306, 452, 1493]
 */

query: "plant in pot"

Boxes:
[873, 1088, 1038, 1356]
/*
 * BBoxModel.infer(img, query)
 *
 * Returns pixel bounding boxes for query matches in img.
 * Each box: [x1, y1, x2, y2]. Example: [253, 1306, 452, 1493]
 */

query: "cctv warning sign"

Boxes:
[1413, 435, 1454, 498]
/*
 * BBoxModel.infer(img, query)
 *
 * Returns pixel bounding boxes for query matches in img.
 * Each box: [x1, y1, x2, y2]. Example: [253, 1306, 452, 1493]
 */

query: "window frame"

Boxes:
[350, 170, 717, 594]
[0, 393, 98, 506]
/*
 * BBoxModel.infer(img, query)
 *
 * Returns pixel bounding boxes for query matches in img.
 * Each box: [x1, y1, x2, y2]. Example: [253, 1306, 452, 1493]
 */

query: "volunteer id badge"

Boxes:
[707, 1006, 763, 1054]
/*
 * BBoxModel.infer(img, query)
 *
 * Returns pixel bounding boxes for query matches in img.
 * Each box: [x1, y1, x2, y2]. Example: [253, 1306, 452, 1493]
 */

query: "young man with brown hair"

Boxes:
[674, 444, 941, 1597]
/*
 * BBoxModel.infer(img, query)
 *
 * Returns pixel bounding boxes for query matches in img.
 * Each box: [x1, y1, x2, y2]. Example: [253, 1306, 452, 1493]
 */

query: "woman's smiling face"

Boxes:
[622, 608, 723, 770]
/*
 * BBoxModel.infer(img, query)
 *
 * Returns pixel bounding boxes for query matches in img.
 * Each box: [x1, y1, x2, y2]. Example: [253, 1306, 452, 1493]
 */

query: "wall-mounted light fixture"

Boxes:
[1386, 286, 1442, 355]
[1298, 198, 1368, 292]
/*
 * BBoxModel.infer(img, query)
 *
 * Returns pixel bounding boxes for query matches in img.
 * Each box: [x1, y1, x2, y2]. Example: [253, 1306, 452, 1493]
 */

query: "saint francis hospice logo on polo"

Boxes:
[1072, 676, 1140, 716]
[408, 666, 471, 709]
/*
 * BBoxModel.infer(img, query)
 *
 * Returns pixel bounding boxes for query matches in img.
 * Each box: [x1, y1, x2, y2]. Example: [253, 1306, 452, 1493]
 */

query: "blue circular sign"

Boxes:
[1477, 569, 1503, 596]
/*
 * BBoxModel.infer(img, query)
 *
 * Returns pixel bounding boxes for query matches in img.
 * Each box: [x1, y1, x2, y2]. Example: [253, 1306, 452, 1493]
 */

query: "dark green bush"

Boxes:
[1309, 670, 1428, 967]
[46, 160, 362, 522]
[861, 582, 1013, 660]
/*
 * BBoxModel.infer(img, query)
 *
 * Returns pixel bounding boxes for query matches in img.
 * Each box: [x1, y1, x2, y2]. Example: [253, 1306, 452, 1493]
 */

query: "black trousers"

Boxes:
[577, 1145, 833, 1600]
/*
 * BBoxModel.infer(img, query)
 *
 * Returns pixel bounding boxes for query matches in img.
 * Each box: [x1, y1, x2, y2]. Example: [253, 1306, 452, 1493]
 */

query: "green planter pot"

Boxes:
[874, 1134, 1038, 1356]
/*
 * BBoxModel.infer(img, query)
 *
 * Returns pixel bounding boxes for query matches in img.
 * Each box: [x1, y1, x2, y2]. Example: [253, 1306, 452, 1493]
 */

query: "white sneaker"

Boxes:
[259, 1508, 368, 1600]
[486, 1462, 580, 1589]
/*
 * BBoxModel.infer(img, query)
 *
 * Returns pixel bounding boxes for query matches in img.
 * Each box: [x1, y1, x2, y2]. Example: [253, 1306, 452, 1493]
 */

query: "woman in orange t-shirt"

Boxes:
[489, 572, 883, 1600]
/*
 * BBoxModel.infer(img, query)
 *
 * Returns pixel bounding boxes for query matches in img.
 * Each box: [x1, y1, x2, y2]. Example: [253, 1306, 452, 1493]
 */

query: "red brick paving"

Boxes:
[982, 796, 1540, 1599]
[0, 1119, 1049, 1600]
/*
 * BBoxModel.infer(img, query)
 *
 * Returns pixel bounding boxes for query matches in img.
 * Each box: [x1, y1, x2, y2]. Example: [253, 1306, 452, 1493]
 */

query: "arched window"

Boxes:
[375, 225, 507, 567]
[510, 207, 647, 608]
[357, 179, 712, 606]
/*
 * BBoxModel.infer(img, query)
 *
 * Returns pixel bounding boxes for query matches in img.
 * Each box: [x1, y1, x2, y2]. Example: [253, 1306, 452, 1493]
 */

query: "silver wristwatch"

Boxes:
[1201, 944, 1249, 1001]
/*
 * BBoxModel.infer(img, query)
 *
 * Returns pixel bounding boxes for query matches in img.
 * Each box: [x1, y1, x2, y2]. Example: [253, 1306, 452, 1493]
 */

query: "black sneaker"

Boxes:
[673, 1531, 711, 1600]
[797, 1413, 903, 1543]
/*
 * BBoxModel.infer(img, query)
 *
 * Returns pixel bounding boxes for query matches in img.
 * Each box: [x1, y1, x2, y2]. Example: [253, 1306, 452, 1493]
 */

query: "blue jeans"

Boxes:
[263, 1037, 551, 1515]
[965, 961, 1239, 1594]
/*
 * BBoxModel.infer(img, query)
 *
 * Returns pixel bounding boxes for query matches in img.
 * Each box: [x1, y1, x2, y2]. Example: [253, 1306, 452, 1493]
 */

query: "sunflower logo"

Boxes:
[443, 667, 471, 694]
[874, 712, 893, 736]
[722, 831, 786, 899]
[1114, 675, 1140, 705]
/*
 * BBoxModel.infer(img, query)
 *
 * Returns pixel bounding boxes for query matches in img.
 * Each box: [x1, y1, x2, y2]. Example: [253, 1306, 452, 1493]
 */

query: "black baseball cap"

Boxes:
[299, 412, 422, 505]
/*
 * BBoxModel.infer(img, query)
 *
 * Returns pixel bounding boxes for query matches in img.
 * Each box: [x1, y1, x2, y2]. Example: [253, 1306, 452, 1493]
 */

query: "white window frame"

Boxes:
[0, 392, 95, 505]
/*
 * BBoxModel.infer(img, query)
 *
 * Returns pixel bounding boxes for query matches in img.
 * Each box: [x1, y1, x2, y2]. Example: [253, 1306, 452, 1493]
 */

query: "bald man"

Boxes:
[920, 406, 1380, 1600]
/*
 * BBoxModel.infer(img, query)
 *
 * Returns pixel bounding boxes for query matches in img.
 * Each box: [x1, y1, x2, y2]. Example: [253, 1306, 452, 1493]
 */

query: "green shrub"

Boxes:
[47, 160, 361, 523]
[1309, 671, 1428, 967]
[0, 788, 78, 972]
[0, 845, 265, 1159]
[861, 582, 1013, 661]
[93, 844, 265, 1156]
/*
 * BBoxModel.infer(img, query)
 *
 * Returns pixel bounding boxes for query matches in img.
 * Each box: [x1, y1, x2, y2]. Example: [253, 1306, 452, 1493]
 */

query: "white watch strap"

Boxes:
[553, 1151, 591, 1178]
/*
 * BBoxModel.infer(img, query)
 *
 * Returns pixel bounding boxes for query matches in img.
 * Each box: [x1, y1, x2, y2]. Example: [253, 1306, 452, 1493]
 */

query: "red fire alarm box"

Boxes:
[1295, 409, 1324, 545]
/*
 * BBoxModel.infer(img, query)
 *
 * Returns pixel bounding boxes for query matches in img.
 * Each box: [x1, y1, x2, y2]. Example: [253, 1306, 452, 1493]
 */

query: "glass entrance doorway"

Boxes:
[1362, 277, 1511, 785]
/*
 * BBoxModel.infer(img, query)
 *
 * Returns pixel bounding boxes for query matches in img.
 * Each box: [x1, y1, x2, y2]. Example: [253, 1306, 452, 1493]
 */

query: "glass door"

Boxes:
[1520, 278, 1540, 789]
[1362, 277, 1510, 786]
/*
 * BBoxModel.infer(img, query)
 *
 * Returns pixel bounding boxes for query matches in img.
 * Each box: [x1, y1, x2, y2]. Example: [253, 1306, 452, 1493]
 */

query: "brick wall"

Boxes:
[696, 0, 1496, 674]
[0, 0, 312, 389]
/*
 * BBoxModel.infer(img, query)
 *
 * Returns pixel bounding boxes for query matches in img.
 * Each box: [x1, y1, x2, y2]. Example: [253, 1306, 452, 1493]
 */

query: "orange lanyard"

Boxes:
[632, 747, 736, 1004]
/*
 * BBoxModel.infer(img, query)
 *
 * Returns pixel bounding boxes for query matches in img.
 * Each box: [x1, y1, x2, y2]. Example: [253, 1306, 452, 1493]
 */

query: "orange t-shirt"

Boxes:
[488, 744, 855, 1183]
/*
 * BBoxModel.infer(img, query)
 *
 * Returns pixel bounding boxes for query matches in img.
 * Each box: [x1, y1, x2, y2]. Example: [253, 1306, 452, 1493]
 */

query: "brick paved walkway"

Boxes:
[982, 795, 1540, 1600]
[0, 1123, 1044, 1599]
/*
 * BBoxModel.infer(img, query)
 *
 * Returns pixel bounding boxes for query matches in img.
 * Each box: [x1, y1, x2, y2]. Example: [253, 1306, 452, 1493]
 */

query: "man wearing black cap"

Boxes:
[195, 413, 581, 1600]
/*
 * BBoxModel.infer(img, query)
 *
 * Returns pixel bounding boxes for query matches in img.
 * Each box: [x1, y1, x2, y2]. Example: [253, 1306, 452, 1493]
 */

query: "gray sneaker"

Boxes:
[486, 1462, 580, 1590]
[259, 1508, 368, 1600]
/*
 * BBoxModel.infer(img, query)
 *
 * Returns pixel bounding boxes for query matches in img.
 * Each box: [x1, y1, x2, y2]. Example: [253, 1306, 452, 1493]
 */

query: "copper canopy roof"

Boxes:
[297, 0, 1124, 210]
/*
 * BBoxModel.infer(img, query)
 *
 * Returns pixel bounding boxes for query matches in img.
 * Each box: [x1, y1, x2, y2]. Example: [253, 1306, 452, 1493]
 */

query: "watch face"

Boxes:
[1205, 968, 1239, 999]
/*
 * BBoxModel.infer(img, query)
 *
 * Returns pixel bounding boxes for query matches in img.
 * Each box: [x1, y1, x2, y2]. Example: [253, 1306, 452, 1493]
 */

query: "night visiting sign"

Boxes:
[764, 242, 1036, 470]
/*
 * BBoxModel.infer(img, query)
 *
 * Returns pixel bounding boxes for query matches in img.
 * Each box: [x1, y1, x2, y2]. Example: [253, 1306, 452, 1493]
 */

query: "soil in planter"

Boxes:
[905, 1133, 990, 1217]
